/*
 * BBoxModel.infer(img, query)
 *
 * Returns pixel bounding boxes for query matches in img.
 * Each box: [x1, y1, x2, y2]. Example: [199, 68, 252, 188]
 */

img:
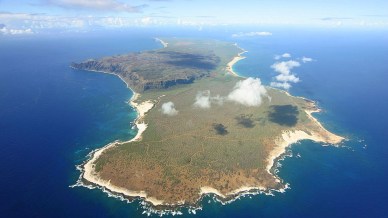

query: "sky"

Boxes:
[1, 0, 388, 34]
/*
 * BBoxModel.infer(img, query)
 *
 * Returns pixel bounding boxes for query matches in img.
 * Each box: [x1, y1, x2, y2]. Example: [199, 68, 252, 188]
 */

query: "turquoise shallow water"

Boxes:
[0, 28, 387, 217]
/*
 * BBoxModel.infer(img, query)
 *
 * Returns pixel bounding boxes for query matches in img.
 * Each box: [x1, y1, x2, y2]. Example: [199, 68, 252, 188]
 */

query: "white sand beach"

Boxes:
[266, 115, 345, 174]
[78, 43, 344, 208]
[226, 50, 247, 77]
[81, 92, 163, 205]
[155, 38, 168, 48]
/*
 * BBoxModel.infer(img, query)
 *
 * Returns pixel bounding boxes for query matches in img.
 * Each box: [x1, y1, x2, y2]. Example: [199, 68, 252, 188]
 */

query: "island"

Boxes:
[72, 38, 344, 211]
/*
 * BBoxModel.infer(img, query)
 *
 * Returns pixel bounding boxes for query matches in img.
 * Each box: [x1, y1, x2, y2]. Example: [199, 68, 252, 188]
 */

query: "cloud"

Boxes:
[274, 53, 291, 60]
[193, 78, 267, 108]
[161, 101, 178, 116]
[271, 60, 300, 75]
[0, 12, 158, 31]
[270, 82, 291, 90]
[275, 73, 300, 83]
[140, 16, 152, 25]
[320, 17, 353, 21]
[211, 95, 224, 106]
[270, 60, 301, 89]
[193, 91, 225, 109]
[44, 0, 147, 13]
[270, 56, 313, 89]
[227, 77, 267, 107]
[232, 31, 272, 38]
[362, 14, 388, 17]
[0, 25, 33, 35]
[194, 90, 211, 109]
[301, 56, 313, 63]
[282, 53, 291, 58]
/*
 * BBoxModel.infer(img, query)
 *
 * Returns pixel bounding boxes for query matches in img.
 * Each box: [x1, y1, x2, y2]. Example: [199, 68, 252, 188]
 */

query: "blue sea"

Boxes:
[1, 27, 387, 217]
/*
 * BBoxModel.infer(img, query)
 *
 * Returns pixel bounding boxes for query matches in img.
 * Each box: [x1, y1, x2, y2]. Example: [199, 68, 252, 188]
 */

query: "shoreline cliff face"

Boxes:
[71, 49, 220, 93]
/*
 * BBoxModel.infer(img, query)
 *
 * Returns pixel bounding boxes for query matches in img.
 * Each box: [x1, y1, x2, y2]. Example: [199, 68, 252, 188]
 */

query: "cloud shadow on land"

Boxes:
[235, 114, 255, 128]
[212, 123, 228, 135]
[268, 105, 299, 127]
[159, 51, 220, 70]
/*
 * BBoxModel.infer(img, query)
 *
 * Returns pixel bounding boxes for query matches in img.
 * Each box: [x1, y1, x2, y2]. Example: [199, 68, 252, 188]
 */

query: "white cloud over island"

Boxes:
[194, 91, 211, 109]
[193, 91, 224, 109]
[270, 81, 292, 90]
[193, 78, 268, 109]
[227, 77, 267, 107]
[161, 101, 178, 116]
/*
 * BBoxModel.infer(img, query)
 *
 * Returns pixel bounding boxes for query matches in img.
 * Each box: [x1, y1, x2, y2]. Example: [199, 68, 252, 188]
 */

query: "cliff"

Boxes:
[71, 50, 220, 92]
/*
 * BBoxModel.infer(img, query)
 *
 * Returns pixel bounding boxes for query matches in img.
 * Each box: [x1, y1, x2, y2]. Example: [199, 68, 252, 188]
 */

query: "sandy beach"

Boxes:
[266, 130, 322, 174]
[226, 50, 247, 77]
[77, 43, 344, 208]
[81, 91, 163, 205]
[200, 122, 344, 203]
[197, 50, 345, 202]
[264, 88, 344, 174]
[200, 186, 227, 199]
[266, 118, 345, 174]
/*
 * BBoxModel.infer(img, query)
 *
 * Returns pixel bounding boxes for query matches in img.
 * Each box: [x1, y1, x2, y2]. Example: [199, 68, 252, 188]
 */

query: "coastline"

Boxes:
[73, 42, 345, 211]
[266, 128, 344, 175]
[75, 67, 278, 209]
[265, 97, 345, 174]
[265, 88, 345, 172]
[224, 46, 344, 180]
[226, 51, 246, 77]
[72, 67, 163, 205]
[226, 45, 247, 77]
[225, 54, 344, 195]
[201, 113, 344, 205]
[154, 37, 168, 48]
[81, 87, 162, 205]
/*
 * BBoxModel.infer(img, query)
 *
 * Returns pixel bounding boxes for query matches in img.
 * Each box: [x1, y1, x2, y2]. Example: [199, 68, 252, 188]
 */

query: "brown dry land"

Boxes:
[75, 38, 343, 208]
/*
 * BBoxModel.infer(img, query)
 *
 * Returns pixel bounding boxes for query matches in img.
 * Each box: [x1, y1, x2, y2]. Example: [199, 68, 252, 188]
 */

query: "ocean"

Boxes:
[0, 27, 387, 217]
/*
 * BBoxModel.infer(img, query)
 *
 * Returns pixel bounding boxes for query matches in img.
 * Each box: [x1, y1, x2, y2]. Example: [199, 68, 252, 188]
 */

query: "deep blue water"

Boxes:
[0, 28, 387, 217]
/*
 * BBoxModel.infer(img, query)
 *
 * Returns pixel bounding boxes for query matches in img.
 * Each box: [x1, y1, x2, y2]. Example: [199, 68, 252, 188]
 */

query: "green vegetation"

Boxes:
[82, 38, 339, 207]
[72, 38, 240, 92]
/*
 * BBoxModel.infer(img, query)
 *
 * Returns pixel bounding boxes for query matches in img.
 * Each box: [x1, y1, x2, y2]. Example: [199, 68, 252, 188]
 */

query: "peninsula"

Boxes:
[72, 38, 343, 210]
